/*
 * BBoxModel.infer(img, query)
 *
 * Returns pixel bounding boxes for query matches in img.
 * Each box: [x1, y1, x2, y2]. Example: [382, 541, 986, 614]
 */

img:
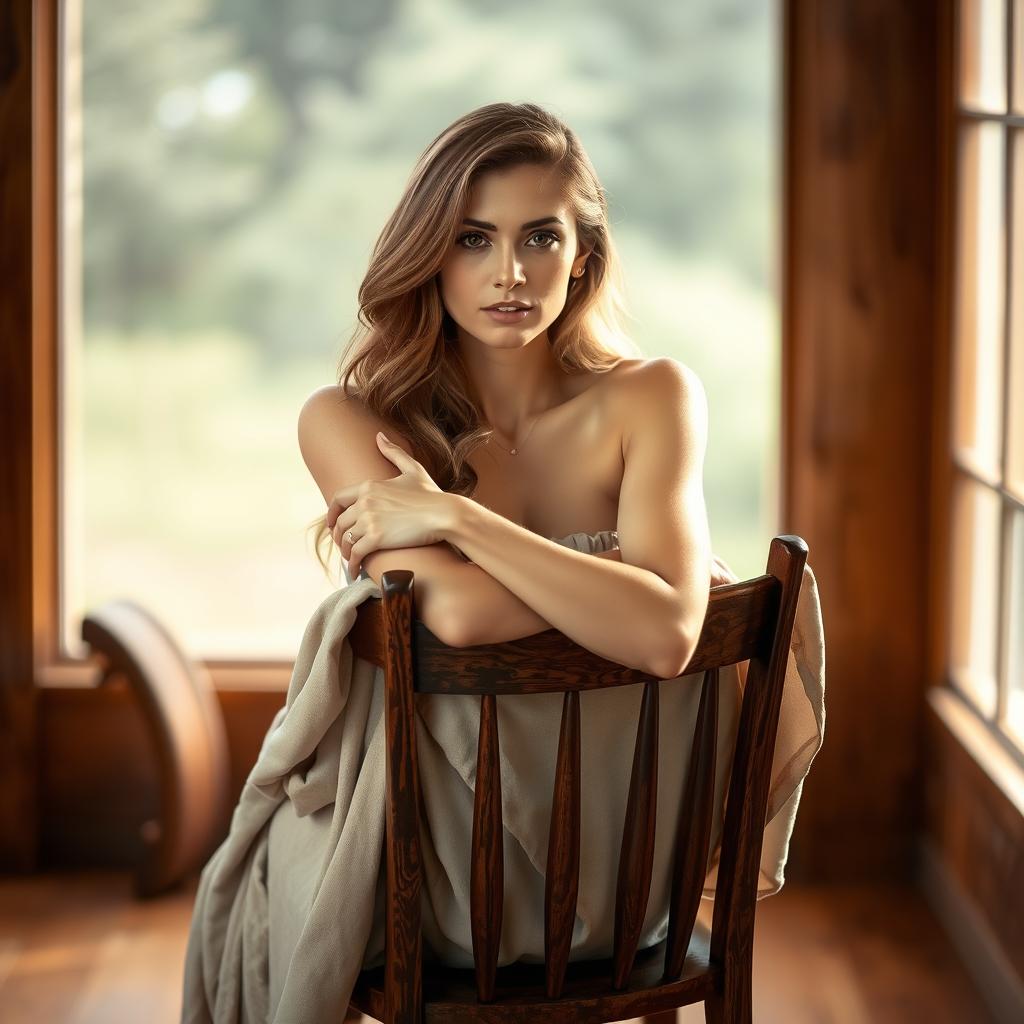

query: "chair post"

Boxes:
[705, 535, 808, 1023]
[381, 570, 424, 1024]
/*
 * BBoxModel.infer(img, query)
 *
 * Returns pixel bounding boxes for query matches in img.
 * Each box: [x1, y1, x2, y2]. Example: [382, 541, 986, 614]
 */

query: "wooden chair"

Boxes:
[345, 534, 808, 1023]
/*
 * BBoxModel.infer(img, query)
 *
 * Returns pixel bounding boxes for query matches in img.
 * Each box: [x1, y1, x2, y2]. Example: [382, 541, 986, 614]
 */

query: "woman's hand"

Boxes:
[327, 432, 454, 579]
[710, 553, 741, 589]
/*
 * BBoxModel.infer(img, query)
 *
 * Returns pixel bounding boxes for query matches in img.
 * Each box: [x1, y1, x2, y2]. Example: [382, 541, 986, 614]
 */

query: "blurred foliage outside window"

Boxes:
[64, 0, 780, 660]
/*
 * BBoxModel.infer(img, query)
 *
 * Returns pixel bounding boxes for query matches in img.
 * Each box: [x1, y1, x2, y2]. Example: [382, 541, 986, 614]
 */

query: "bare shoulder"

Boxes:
[297, 383, 418, 467]
[607, 355, 703, 393]
[297, 383, 423, 510]
[296, 383, 469, 645]
[603, 357, 708, 440]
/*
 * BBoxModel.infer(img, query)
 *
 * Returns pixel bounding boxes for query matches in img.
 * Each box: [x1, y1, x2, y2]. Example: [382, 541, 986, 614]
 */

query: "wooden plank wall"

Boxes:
[38, 684, 283, 868]
[781, 0, 945, 880]
[0, 0, 42, 871]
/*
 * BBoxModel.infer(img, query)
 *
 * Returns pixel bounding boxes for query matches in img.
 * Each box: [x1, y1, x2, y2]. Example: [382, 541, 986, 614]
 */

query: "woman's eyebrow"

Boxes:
[461, 216, 564, 231]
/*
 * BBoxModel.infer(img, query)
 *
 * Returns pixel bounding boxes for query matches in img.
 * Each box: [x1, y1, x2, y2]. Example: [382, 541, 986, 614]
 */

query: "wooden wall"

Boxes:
[0, 0, 42, 871]
[38, 683, 282, 868]
[923, 698, 1024, 1004]
[781, 0, 945, 881]
[785, 2, 1023, 1010]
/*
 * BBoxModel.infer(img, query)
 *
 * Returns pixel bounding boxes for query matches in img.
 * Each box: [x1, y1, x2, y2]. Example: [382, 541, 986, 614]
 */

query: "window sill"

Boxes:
[927, 685, 1024, 818]
[36, 657, 293, 692]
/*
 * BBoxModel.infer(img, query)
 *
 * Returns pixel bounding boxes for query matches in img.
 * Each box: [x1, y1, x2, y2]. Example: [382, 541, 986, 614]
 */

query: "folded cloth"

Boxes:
[181, 563, 825, 1024]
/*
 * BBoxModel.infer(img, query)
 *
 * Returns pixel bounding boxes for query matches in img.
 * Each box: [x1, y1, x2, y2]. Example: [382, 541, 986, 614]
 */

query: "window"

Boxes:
[948, 0, 1024, 747]
[59, 1, 779, 671]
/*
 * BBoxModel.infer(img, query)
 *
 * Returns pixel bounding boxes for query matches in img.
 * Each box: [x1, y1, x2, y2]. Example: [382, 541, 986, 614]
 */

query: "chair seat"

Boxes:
[349, 920, 719, 1023]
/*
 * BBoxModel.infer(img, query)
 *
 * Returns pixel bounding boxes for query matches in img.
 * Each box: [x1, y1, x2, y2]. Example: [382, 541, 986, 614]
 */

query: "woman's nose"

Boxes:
[493, 245, 526, 287]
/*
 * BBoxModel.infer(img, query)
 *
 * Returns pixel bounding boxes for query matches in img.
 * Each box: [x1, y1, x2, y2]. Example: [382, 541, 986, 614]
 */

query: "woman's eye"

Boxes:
[455, 230, 560, 250]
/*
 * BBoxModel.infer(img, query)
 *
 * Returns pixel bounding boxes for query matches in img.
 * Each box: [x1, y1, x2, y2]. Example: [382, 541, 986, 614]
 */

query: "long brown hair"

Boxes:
[307, 101, 643, 581]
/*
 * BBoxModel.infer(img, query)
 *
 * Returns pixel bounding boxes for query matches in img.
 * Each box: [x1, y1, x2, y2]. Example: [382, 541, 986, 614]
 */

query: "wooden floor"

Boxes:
[0, 872, 994, 1023]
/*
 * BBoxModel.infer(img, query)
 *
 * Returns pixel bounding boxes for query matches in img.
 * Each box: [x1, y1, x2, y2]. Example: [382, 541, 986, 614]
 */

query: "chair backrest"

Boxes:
[347, 534, 808, 1023]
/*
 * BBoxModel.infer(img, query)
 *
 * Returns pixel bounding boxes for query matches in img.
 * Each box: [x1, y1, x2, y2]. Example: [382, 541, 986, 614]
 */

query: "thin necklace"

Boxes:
[487, 412, 542, 456]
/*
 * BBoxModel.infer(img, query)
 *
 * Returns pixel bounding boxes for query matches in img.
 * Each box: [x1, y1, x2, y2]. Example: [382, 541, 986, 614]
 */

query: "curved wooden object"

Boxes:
[80, 599, 231, 897]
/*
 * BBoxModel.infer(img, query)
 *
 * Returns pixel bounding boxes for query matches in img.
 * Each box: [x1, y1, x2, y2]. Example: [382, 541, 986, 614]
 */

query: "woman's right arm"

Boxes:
[297, 385, 554, 648]
[453, 545, 624, 647]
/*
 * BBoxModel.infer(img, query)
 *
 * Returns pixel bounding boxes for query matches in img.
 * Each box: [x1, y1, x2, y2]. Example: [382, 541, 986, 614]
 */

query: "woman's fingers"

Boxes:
[331, 505, 360, 554]
[348, 531, 379, 580]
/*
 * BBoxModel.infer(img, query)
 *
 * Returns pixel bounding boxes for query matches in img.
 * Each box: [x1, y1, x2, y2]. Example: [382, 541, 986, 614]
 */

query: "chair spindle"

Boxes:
[470, 692, 503, 1002]
[663, 666, 720, 979]
[544, 688, 582, 999]
[612, 679, 660, 989]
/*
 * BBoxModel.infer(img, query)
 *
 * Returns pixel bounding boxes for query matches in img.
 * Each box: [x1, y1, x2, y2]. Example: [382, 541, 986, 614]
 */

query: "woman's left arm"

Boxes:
[441, 359, 713, 680]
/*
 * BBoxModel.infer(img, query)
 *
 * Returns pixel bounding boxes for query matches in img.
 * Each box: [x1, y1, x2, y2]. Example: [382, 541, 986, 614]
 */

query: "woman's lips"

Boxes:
[482, 307, 533, 324]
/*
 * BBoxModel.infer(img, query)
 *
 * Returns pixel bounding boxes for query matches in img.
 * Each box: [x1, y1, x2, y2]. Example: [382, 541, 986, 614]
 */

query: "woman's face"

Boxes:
[437, 163, 589, 349]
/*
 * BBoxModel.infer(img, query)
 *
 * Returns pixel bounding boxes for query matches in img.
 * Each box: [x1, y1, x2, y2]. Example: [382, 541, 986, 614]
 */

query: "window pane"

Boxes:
[1004, 507, 1024, 742]
[949, 474, 1001, 716]
[959, 0, 1008, 112]
[952, 122, 1006, 482]
[63, 1, 780, 660]
[1008, 128, 1024, 501]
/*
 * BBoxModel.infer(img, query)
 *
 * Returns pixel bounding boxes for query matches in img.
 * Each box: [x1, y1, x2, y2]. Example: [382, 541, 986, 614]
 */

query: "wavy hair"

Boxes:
[307, 101, 643, 582]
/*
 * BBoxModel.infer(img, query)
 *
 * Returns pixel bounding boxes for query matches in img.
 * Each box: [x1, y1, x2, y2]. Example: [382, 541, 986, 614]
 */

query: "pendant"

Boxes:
[510, 448, 517, 455]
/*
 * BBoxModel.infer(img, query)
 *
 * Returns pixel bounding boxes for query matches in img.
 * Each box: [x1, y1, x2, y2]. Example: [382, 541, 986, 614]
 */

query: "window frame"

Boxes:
[27, 0, 292, 693]
[939, 0, 1024, 770]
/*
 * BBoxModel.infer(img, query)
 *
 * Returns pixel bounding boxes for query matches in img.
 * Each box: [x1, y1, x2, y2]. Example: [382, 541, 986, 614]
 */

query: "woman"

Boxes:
[300, 99, 734, 684]
[182, 101, 822, 1024]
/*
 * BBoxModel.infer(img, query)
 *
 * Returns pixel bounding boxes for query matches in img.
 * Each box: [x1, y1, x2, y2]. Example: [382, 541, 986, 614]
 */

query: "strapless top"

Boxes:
[550, 528, 619, 554]
[347, 528, 620, 584]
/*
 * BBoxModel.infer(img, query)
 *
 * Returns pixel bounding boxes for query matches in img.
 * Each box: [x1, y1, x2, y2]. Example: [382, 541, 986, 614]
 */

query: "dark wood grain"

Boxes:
[349, 535, 809, 1022]
[544, 689, 581, 999]
[0, 0, 43, 872]
[664, 667, 720, 980]
[612, 679, 660, 989]
[470, 692, 504, 1003]
[353, 931, 716, 1023]
[706, 540, 805, 1023]
[382, 572, 423, 1024]
[782, 0, 945, 882]
[924, 696, 1024, 987]
[348, 579, 778, 692]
